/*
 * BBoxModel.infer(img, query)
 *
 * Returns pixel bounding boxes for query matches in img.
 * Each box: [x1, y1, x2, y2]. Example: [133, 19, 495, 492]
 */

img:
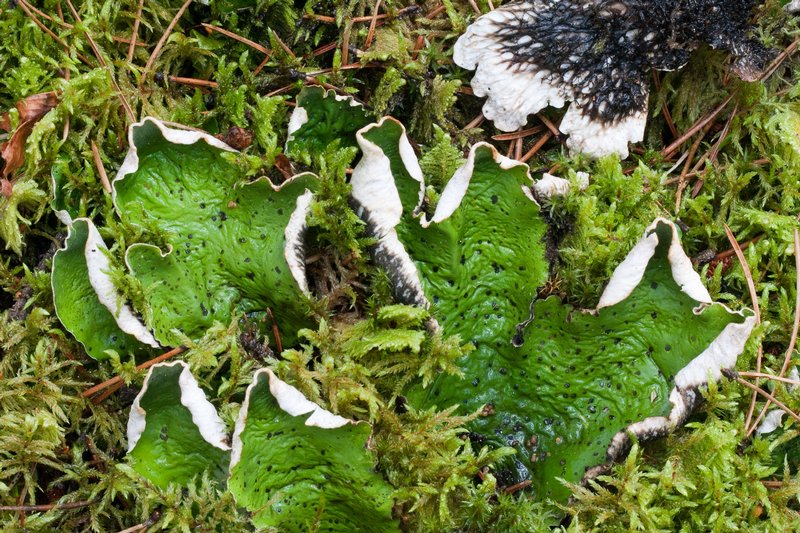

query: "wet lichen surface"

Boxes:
[3, 0, 800, 531]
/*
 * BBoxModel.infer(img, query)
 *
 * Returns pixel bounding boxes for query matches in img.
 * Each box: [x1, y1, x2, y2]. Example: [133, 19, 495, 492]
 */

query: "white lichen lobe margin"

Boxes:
[127, 361, 230, 453]
[230, 369, 352, 468]
[594, 219, 756, 474]
[113, 117, 236, 206]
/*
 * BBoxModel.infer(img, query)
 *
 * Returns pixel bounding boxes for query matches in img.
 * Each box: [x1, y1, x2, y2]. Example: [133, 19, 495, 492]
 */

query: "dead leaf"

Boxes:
[0, 92, 59, 180]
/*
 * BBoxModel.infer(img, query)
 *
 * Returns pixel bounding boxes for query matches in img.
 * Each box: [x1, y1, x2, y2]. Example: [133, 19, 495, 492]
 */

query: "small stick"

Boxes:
[364, 0, 383, 50]
[514, 138, 522, 160]
[502, 479, 532, 494]
[492, 125, 545, 141]
[724, 224, 762, 431]
[143, 0, 194, 86]
[738, 372, 800, 387]
[90, 141, 111, 194]
[269, 29, 297, 60]
[266, 308, 283, 354]
[734, 376, 800, 426]
[747, 228, 800, 436]
[127, 0, 144, 62]
[64, 0, 135, 121]
[536, 113, 560, 137]
[82, 346, 186, 398]
[16, 0, 92, 65]
[201, 23, 269, 55]
[311, 41, 338, 57]
[168, 76, 219, 89]
[425, 5, 447, 18]
[464, 113, 485, 130]
[661, 95, 733, 158]
[520, 132, 553, 163]
[0, 500, 95, 512]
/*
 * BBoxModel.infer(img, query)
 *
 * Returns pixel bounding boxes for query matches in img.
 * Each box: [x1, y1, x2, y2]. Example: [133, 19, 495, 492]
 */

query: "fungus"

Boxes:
[454, 0, 774, 158]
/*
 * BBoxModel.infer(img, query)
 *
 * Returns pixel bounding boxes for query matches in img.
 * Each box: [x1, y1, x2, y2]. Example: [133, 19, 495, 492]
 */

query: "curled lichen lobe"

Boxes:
[495, 0, 771, 123]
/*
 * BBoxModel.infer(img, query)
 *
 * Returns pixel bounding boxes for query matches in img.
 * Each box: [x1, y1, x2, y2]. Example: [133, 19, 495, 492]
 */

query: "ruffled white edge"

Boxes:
[113, 117, 236, 207]
[560, 106, 647, 160]
[284, 189, 313, 295]
[423, 142, 529, 226]
[453, 8, 567, 133]
[230, 368, 352, 468]
[454, 6, 647, 158]
[114, 116, 315, 307]
[52, 218, 159, 349]
[286, 87, 364, 145]
[591, 219, 756, 473]
[598, 218, 712, 308]
[127, 361, 230, 453]
[350, 118, 428, 307]
[786, 0, 800, 13]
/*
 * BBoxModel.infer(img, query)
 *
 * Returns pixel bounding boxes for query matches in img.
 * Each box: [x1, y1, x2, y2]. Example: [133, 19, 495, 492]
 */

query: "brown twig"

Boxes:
[734, 376, 800, 426]
[738, 372, 800, 387]
[536, 114, 560, 138]
[82, 346, 186, 399]
[266, 308, 283, 354]
[201, 23, 270, 55]
[464, 113, 485, 130]
[90, 141, 111, 194]
[127, 0, 145, 62]
[167, 76, 219, 89]
[724, 224, 762, 431]
[364, 0, 382, 50]
[269, 29, 297, 60]
[520, 132, 554, 163]
[64, 0, 135, 121]
[0, 500, 95, 512]
[661, 95, 734, 158]
[747, 228, 800, 436]
[16, 0, 92, 65]
[492, 125, 546, 141]
[142, 0, 194, 86]
[674, 122, 711, 212]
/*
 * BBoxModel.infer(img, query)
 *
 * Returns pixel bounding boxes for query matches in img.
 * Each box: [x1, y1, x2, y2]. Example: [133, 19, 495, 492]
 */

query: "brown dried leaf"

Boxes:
[1, 92, 59, 179]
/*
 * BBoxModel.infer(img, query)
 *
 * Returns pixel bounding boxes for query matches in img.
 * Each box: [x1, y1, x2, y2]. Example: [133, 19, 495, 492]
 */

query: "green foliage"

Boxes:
[3, 0, 800, 530]
[0, 178, 47, 255]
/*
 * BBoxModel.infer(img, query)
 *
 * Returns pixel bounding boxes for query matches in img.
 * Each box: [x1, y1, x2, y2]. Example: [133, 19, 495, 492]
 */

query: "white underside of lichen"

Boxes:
[531, 171, 590, 198]
[560, 106, 647, 159]
[455, 7, 646, 158]
[351, 118, 429, 308]
[127, 361, 230, 453]
[454, 11, 567, 133]
[230, 368, 351, 468]
[425, 142, 530, 225]
[284, 190, 313, 295]
[82, 219, 160, 348]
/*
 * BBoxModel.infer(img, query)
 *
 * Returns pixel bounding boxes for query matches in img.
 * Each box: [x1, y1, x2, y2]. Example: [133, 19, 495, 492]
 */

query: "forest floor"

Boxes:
[2, 0, 800, 531]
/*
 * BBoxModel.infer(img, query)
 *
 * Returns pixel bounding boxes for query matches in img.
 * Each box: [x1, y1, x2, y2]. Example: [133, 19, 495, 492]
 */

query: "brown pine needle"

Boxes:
[0, 500, 95, 512]
[520, 132, 554, 163]
[464, 113, 485, 130]
[269, 29, 297, 60]
[492, 125, 546, 141]
[201, 23, 270, 55]
[536, 114, 560, 138]
[734, 376, 800, 427]
[364, 0, 383, 50]
[64, 0, 135, 121]
[82, 346, 186, 399]
[16, 0, 92, 65]
[127, 0, 144, 62]
[662, 94, 734, 158]
[168, 76, 219, 89]
[747, 228, 800, 436]
[142, 0, 193, 86]
[738, 372, 800, 387]
[90, 141, 111, 194]
[724, 224, 762, 432]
